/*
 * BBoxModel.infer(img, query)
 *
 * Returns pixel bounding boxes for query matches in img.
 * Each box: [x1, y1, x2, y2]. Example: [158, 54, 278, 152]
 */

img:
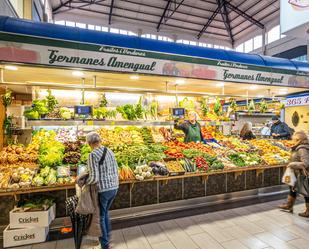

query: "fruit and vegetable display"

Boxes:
[134, 164, 153, 181]
[0, 119, 292, 190]
[228, 153, 261, 167]
[165, 160, 185, 175]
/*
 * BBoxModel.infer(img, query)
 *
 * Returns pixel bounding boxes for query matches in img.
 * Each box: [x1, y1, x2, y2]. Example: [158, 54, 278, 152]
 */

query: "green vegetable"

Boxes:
[1, 89, 13, 108]
[117, 104, 137, 120]
[32, 175, 44, 186]
[135, 96, 144, 119]
[99, 93, 108, 107]
[183, 149, 205, 159]
[179, 97, 195, 110]
[46, 90, 58, 112]
[80, 144, 91, 164]
[229, 99, 237, 112]
[45, 170, 57, 185]
[248, 100, 255, 114]
[228, 153, 246, 167]
[214, 97, 222, 116]
[200, 98, 209, 116]
[24, 109, 40, 119]
[60, 107, 72, 120]
[33, 99, 49, 115]
[259, 99, 268, 113]
[150, 101, 158, 120]
[94, 107, 108, 119]
[40, 167, 51, 177]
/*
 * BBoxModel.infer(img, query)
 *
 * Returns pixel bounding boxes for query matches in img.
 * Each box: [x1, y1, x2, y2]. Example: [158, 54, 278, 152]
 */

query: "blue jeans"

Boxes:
[98, 189, 118, 249]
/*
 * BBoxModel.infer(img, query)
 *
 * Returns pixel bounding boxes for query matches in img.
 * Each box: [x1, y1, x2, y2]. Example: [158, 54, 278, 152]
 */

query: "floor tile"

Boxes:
[32, 241, 56, 249]
[255, 232, 296, 249]
[55, 238, 75, 249]
[140, 223, 169, 244]
[158, 220, 198, 249]
[288, 238, 309, 249]
[190, 232, 224, 249]
[174, 217, 204, 235]
[151, 241, 176, 249]
[122, 226, 152, 249]
[221, 239, 249, 249]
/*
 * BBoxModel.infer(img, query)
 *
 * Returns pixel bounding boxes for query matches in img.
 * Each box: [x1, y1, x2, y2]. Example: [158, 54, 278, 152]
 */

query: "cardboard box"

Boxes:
[3, 225, 49, 248]
[10, 204, 56, 229]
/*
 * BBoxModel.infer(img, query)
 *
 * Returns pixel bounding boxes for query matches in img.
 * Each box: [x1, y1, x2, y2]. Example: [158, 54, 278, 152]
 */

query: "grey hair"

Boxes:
[86, 132, 101, 145]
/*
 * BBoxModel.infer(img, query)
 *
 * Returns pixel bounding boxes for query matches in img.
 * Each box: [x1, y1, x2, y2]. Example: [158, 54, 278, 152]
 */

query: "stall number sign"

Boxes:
[286, 96, 309, 107]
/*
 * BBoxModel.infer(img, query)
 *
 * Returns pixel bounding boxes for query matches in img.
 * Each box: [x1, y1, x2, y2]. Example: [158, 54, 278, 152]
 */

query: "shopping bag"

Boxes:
[282, 168, 296, 186]
[76, 185, 95, 215]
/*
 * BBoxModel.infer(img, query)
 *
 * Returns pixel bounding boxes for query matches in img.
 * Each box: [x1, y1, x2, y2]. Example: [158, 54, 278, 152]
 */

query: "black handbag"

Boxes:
[296, 169, 309, 197]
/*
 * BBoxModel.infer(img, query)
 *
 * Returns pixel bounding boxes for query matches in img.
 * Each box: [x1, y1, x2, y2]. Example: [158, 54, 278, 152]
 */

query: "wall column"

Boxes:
[23, 0, 33, 20]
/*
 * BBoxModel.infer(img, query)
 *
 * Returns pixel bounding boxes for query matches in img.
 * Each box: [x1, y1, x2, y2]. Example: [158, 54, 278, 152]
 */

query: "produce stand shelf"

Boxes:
[0, 164, 286, 196]
[0, 164, 287, 226]
[26, 120, 174, 127]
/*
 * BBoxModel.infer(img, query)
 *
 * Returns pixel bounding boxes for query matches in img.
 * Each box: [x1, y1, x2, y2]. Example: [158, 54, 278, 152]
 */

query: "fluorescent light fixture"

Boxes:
[72, 71, 85, 77]
[249, 85, 258, 90]
[257, 95, 265, 98]
[130, 75, 139, 80]
[279, 88, 288, 94]
[175, 79, 185, 85]
[4, 65, 18, 71]
[216, 82, 225, 87]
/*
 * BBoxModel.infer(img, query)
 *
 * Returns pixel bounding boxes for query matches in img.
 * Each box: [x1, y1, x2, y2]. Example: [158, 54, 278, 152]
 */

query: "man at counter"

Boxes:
[174, 111, 204, 143]
[271, 116, 293, 140]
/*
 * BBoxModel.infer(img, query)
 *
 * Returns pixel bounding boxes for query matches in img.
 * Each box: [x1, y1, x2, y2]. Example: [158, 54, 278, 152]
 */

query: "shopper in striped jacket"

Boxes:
[86, 132, 119, 249]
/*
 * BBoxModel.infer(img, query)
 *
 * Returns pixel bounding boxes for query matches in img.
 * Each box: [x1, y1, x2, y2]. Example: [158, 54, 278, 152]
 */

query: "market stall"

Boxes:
[0, 16, 308, 246]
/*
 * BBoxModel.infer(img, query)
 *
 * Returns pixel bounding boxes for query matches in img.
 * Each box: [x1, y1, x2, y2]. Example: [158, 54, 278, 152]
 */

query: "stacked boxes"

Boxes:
[3, 204, 56, 248]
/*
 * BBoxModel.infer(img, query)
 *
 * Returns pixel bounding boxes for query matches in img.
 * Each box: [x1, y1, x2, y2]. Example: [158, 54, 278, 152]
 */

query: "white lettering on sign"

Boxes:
[286, 96, 309, 107]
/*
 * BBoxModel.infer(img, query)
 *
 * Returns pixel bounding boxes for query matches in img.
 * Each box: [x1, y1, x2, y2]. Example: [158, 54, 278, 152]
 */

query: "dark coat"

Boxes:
[174, 121, 204, 143]
[289, 143, 309, 172]
[271, 121, 292, 139]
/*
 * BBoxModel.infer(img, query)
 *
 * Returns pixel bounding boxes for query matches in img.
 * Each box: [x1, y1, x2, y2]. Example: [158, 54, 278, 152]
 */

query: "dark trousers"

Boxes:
[289, 187, 309, 203]
[98, 189, 118, 249]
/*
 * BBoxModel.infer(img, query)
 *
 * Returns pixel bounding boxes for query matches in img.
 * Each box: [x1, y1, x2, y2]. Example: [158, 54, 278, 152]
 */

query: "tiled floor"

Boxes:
[9, 199, 309, 249]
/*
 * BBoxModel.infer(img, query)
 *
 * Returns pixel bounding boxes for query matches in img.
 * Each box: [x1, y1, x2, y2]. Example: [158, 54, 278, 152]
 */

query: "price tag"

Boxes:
[216, 121, 221, 126]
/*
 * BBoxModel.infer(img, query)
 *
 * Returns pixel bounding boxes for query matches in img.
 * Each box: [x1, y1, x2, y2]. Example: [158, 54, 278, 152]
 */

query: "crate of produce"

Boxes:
[3, 225, 49, 248]
[164, 160, 185, 176]
[10, 199, 55, 229]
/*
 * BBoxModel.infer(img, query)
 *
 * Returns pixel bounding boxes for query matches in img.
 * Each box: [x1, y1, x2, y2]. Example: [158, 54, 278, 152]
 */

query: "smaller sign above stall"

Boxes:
[285, 95, 309, 107]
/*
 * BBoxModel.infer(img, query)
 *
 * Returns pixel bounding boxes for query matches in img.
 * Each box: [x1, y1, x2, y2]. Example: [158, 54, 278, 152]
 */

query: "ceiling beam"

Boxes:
[109, 0, 115, 25]
[53, 0, 106, 14]
[217, 0, 234, 46]
[197, 4, 222, 39]
[225, 2, 264, 29]
[69, 6, 230, 37]
[164, 0, 185, 23]
[53, 0, 74, 12]
[157, 0, 172, 31]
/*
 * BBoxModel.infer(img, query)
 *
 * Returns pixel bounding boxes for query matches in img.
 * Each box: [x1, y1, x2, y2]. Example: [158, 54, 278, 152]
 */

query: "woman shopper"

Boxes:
[240, 122, 256, 140]
[278, 131, 309, 217]
[86, 132, 119, 249]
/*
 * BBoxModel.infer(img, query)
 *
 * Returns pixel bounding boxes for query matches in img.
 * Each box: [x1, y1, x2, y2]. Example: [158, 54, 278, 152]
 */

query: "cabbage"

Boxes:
[45, 173, 57, 185]
[40, 167, 50, 177]
[32, 175, 44, 186]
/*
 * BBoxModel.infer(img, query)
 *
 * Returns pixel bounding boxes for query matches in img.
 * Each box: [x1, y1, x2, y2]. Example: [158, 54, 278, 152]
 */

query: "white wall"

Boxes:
[0, 0, 18, 18]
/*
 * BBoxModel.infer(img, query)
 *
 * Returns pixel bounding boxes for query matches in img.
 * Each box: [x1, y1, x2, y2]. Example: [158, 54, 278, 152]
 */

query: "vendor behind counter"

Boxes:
[174, 111, 204, 143]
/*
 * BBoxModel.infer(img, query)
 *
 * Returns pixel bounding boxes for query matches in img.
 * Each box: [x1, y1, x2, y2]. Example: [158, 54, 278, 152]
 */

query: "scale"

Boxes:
[74, 105, 93, 119]
[171, 107, 185, 119]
